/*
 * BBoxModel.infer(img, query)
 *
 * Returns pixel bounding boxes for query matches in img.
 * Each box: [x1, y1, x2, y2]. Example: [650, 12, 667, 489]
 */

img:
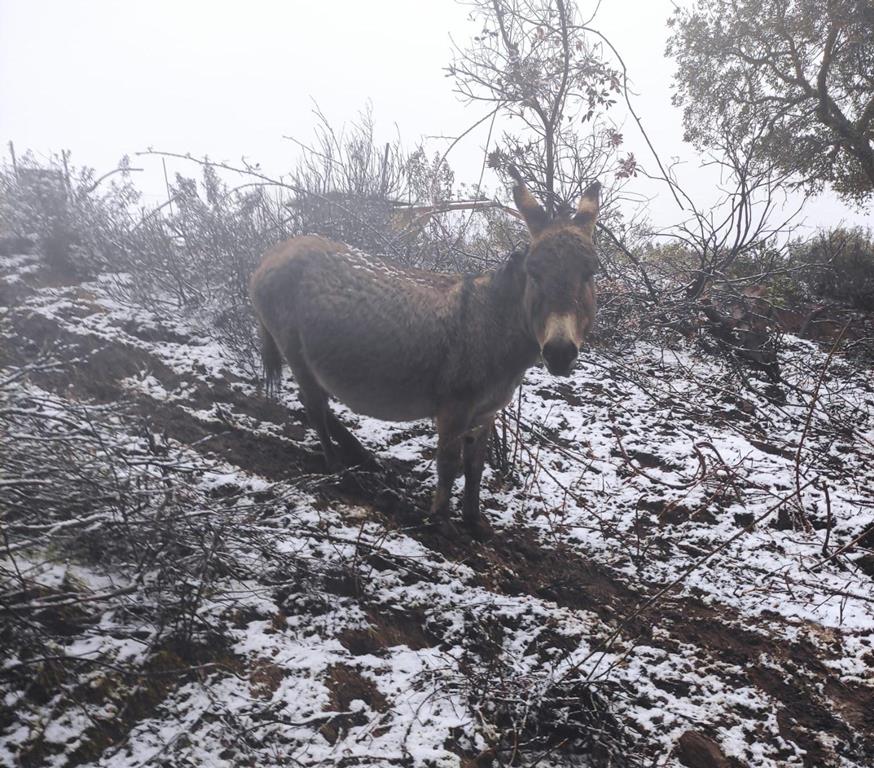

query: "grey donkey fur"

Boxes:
[249, 173, 600, 537]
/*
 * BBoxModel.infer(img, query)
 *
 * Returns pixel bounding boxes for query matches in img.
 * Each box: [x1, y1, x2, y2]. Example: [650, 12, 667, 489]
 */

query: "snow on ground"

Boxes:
[2, 260, 873, 767]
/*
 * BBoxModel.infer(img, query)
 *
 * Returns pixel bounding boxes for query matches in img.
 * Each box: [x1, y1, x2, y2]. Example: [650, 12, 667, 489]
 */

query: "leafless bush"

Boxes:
[93, 162, 293, 377]
[792, 227, 874, 311]
[286, 104, 506, 273]
[287, 105, 406, 253]
[0, 148, 142, 276]
[0, 354, 320, 734]
[0, 149, 294, 376]
[453, 608, 638, 767]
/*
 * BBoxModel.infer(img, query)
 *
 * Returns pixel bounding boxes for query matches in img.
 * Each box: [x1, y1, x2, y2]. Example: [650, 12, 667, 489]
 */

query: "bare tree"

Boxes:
[671, 122, 803, 303]
[448, 0, 631, 213]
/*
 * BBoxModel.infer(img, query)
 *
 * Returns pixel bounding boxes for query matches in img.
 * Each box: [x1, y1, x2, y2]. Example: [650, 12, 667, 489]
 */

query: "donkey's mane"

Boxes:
[487, 246, 528, 298]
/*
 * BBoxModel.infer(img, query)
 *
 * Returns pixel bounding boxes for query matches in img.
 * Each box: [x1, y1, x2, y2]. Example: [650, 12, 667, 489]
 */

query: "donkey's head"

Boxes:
[511, 172, 600, 377]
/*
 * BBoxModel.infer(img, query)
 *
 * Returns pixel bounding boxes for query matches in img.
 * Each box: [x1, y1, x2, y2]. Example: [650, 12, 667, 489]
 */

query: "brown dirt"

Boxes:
[338, 607, 438, 656]
[249, 659, 287, 700]
[675, 730, 747, 768]
[319, 663, 389, 745]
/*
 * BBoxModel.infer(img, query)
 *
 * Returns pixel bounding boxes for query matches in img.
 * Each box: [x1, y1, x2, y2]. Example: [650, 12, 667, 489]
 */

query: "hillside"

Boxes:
[2, 250, 873, 768]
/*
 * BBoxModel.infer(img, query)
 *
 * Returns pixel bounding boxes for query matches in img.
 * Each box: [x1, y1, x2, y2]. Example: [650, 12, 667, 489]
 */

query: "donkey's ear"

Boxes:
[509, 165, 548, 237]
[572, 181, 601, 239]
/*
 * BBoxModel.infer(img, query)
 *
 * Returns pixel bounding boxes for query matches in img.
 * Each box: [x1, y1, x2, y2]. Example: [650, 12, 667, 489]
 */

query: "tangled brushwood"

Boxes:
[0, 345, 333, 764]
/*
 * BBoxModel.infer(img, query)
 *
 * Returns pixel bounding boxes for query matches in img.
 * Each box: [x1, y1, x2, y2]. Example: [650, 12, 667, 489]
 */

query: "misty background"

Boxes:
[1, 0, 869, 233]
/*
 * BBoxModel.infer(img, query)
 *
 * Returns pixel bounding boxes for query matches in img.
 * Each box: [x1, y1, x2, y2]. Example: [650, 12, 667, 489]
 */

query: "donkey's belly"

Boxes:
[318, 365, 436, 422]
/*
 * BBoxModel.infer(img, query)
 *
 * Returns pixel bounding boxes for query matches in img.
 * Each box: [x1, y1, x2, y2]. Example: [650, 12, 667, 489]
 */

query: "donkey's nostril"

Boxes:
[542, 340, 578, 376]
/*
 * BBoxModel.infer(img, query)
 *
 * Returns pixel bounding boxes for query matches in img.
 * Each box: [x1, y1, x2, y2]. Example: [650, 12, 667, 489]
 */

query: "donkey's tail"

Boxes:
[258, 321, 284, 397]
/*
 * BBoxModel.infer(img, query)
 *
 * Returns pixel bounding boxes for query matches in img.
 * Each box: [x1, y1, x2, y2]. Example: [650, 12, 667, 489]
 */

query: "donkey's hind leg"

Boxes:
[326, 413, 378, 470]
[283, 337, 340, 471]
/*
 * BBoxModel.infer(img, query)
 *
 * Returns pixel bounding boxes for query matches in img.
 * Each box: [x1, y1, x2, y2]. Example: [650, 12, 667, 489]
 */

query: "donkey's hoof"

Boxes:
[426, 506, 454, 534]
[323, 453, 345, 474]
[428, 516, 458, 538]
[345, 451, 382, 473]
[464, 515, 494, 542]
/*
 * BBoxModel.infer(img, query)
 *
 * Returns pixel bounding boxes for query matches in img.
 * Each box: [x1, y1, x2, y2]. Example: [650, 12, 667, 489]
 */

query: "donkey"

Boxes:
[249, 172, 600, 537]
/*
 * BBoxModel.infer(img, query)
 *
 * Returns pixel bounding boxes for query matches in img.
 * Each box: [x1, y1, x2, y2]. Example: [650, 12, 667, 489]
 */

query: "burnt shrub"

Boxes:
[793, 227, 874, 310]
[0, 150, 141, 277]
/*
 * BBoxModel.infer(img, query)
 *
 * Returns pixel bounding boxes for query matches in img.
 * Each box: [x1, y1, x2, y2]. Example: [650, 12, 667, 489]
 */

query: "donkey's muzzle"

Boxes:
[542, 340, 578, 377]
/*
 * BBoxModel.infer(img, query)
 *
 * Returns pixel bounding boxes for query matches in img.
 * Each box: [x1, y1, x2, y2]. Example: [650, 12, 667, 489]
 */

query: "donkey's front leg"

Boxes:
[431, 410, 465, 521]
[462, 421, 493, 539]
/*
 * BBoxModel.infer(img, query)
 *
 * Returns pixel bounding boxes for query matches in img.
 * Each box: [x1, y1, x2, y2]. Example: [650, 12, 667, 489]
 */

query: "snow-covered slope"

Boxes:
[2, 252, 873, 767]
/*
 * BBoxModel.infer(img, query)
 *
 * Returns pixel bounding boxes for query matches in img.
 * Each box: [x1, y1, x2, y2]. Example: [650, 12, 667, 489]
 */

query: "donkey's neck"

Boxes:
[476, 250, 540, 377]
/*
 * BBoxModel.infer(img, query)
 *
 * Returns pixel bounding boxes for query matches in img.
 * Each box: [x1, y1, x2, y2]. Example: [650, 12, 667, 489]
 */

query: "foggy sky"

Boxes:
[1, 0, 869, 234]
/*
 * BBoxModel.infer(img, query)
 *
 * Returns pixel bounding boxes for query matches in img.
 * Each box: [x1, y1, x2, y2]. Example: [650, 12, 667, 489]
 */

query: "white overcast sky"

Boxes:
[1, 0, 869, 233]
